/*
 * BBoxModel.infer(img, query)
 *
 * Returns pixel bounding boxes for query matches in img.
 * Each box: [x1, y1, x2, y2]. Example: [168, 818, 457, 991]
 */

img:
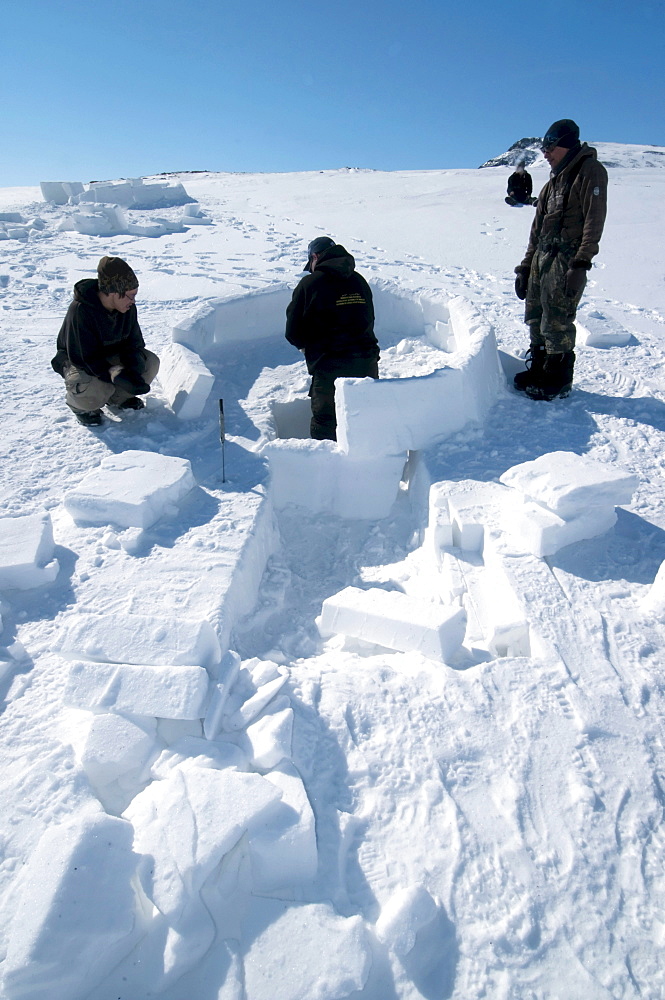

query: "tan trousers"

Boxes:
[64, 351, 160, 413]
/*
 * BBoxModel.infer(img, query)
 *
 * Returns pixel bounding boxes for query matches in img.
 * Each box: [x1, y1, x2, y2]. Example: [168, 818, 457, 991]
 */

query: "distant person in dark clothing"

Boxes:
[506, 161, 536, 206]
[52, 256, 159, 426]
[285, 237, 379, 441]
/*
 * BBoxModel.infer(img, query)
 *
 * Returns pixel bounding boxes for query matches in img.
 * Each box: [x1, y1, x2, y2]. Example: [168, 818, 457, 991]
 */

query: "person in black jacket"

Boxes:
[52, 256, 159, 426]
[285, 237, 379, 441]
[506, 162, 535, 206]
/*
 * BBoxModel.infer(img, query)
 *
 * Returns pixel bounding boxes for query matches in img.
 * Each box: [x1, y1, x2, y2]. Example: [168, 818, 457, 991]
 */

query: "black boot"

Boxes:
[526, 351, 575, 401]
[74, 409, 104, 426]
[514, 345, 546, 391]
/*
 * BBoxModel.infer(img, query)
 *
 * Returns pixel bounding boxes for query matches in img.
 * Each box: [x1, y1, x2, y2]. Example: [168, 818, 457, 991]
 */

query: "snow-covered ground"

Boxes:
[1, 142, 665, 1000]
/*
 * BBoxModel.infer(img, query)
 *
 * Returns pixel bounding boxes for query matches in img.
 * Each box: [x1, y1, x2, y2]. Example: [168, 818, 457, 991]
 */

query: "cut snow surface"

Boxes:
[2, 156, 665, 999]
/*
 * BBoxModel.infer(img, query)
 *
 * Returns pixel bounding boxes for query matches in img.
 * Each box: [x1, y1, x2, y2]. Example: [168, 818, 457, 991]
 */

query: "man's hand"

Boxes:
[112, 369, 151, 395]
[565, 259, 591, 297]
[514, 265, 530, 301]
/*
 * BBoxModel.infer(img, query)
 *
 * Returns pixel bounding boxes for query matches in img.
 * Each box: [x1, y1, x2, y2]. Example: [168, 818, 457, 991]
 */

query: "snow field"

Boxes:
[1, 276, 645, 999]
[2, 158, 665, 999]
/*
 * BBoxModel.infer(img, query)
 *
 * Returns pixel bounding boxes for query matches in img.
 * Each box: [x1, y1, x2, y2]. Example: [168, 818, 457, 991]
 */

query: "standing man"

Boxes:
[285, 237, 379, 441]
[513, 119, 608, 400]
[505, 161, 536, 206]
[52, 256, 160, 426]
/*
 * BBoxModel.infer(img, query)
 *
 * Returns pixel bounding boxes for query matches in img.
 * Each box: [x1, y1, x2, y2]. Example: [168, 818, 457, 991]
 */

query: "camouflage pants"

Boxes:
[524, 248, 586, 353]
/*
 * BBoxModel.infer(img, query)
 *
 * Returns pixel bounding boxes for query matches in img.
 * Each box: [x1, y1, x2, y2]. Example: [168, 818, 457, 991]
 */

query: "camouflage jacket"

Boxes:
[521, 143, 608, 268]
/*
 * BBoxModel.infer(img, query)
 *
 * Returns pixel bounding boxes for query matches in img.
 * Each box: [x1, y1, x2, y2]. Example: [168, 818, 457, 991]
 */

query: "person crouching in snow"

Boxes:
[51, 256, 160, 426]
[505, 161, 536, 206]
[513, 119, 607, 401]
[285, 237, 380, 441]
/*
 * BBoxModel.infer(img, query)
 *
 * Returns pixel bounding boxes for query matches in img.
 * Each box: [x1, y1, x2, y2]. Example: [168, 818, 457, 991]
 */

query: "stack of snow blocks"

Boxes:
[409, 452, 636, 662]
[4, 639, 331, 998]
[500, 450, 638, 557]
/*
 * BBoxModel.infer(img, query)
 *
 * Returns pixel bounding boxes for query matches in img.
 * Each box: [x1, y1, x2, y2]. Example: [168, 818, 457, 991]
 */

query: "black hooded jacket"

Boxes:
[285, 245, 378, 374]
[507, 170, 533, 203]
[52, 279, 146, 379]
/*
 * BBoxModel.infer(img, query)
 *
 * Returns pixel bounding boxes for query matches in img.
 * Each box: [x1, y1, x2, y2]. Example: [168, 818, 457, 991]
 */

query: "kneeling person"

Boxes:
[52, 256, 160, 426]
[285, 237, 379, 441]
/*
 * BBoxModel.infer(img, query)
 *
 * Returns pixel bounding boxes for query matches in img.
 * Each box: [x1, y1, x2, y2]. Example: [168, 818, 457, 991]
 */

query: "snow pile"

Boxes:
[40, 177, 199, 238]
[73, 177, 194, 209]
[0, 213, 46, 241]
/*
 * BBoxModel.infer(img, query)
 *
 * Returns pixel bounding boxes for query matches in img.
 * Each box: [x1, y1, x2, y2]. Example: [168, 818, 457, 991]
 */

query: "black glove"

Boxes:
[112, 369, 151, 395]
[565, 260, 591, 297]
[514, 265, 530, 301]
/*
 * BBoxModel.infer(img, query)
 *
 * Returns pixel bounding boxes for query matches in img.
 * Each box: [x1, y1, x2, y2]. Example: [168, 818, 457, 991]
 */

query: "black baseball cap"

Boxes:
[304, 236, 335, 271]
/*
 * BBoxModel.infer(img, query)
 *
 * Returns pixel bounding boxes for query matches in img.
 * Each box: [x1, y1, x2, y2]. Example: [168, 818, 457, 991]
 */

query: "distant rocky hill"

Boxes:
[479, 138, 544, 168]
[480, 138, 665, 169]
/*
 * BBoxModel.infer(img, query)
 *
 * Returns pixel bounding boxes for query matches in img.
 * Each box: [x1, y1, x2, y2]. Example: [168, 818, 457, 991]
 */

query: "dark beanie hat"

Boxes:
[304, 236, 335, 271]
[97, 256, 139, 295]
[542, 119, 580, 150]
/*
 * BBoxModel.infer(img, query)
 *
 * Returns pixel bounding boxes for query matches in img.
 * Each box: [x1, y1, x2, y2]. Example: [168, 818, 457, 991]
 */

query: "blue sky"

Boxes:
[1, 0, 662, 186]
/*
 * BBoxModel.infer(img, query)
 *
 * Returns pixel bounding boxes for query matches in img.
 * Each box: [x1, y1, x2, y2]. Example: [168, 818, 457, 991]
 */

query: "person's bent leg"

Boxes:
[107, 350, 160, 405]
[64, 366, 115, 415]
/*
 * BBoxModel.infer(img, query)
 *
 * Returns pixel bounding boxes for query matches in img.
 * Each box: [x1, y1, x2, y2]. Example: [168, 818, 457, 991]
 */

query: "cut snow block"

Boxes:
[578, 311, 632, 348]
[505, 498, 619, 558]
[124, 765, 282, 922]
[64, 660, 210, 720]
[0, 511, 59, 590]
[243, 898, 371, 1000]
[642, 559, 665, 618]
[63, 450, 196, 529]
[151, 735, 248, 779]
[264, 439, 405, 521]
[2, 814, 141, 1000]
[249, 761, 318, 895]
[222, 668, 289, 732]
[242, 702, 294, 770]
[203, 649, 242, 739]
[423, 487, 453, 567]
[40, 180, 74, 204]
[447, 481, 508, 553]
[159, 342, 215, 419]
[57, 611, 221, 668]
[375, 884, 439, 957]
[71, 205, 126, 236]
[76, 713, 159, 790]
[500, 451, 638, 520]
[318, 586, 467, 662]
